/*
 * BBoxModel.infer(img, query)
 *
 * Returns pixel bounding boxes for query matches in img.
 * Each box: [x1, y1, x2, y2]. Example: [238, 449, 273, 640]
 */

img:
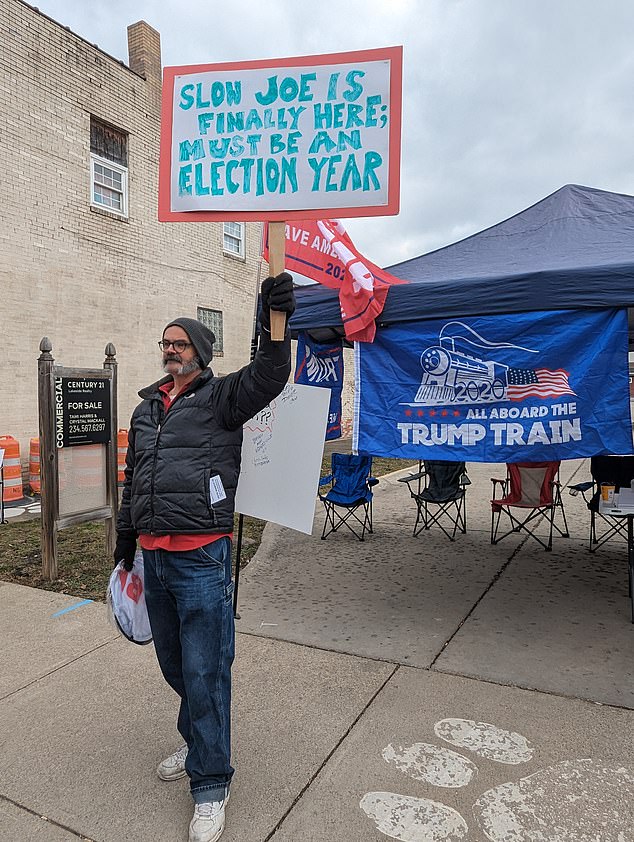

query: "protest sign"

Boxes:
[159, 47, 402, 221]
[235, 383, 330, 534]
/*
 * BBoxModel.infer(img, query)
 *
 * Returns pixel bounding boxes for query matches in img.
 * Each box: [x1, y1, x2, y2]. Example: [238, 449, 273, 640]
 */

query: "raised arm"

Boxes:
[213, 273, 295, 430]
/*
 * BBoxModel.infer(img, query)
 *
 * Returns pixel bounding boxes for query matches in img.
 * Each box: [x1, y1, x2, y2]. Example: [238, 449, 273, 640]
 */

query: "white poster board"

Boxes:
[235, 383, 330, 534]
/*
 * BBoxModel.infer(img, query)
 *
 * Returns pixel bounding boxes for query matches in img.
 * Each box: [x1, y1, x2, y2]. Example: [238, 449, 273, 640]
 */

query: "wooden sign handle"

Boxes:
[267, 221, 287, 341]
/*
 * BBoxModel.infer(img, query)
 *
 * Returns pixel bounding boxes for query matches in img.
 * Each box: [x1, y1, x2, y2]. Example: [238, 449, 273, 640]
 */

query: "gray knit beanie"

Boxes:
[163, 317, 216, 368]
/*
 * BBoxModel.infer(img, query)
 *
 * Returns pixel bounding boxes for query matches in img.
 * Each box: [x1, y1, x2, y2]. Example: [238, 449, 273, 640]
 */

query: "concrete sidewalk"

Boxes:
[239, 459, 634, 706]
[1, 459, 633, 841]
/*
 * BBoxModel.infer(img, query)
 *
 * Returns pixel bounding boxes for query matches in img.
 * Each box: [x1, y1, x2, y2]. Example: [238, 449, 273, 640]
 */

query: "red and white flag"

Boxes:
[263, 219, 406, 342]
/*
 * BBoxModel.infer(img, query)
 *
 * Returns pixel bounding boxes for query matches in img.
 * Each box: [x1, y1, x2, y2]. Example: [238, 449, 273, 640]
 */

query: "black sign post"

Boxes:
[38, 339, 118, 580]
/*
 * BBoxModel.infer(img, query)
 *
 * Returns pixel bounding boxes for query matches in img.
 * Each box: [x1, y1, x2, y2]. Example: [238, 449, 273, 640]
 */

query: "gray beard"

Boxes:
[163, 358, 201, 376]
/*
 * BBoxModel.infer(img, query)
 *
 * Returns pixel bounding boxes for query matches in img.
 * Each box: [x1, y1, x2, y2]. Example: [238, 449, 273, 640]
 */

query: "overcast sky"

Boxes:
[31, 0, 634, 268]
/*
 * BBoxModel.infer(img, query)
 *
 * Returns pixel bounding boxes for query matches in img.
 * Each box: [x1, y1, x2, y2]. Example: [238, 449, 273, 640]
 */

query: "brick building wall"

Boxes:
[0, 0, 264, 460]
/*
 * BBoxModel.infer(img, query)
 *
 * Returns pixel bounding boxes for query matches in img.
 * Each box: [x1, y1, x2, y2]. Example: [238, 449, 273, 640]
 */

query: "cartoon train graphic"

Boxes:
[415, 343, 510, 405]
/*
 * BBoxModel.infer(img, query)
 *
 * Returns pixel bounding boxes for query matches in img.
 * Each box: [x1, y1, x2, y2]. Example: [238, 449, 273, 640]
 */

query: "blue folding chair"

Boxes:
[318, 453, 378, 541]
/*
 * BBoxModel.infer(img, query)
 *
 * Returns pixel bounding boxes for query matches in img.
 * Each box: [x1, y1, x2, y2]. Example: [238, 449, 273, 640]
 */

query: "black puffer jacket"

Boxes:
[117, 331, 290, 536]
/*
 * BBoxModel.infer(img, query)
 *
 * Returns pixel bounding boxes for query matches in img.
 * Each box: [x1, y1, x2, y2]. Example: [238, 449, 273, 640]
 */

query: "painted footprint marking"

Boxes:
[434, 718, 533, 764]
[360, 718, 634, 841]
[382, 743, 477, 788]
[474, 759, 634, 841]
[360, 792, 467, 842]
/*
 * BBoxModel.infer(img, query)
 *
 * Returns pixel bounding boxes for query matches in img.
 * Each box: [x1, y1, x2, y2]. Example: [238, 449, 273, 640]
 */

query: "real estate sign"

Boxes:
[54, 377, 111, 448]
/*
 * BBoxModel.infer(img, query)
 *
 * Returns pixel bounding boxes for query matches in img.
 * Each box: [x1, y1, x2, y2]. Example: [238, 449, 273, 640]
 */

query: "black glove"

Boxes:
[260, 272, 296, 330]
[113, 532, 137, 572]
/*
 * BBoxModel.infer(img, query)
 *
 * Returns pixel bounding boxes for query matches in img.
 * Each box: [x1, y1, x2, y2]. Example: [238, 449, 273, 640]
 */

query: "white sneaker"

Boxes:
[156, 744, 188, 781]
[188, 795, 228, 842]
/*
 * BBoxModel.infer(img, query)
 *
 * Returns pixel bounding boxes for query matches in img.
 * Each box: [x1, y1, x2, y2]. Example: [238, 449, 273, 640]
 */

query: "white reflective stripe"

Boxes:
[3, 457, 21, 466]
[29, 455, 40, 463]
[4, 477, 23, 487]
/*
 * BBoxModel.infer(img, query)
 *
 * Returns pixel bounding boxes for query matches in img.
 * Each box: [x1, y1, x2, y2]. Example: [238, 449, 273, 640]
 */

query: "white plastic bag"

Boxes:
[106, 549, 152, 645]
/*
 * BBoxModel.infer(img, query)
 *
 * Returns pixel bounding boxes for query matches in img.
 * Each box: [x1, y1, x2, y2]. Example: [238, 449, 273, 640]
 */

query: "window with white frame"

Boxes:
[90, 117, 128, 217]
[197, 307, 224, 356]
[223, 222, 245, 258]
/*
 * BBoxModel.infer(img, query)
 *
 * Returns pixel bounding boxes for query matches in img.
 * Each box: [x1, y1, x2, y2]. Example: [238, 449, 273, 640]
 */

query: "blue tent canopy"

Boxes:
[290, 184, 634, 334]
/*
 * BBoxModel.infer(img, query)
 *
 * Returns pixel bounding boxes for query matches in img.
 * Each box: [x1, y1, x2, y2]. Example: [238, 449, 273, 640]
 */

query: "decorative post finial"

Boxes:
[39, 337, 53, 361]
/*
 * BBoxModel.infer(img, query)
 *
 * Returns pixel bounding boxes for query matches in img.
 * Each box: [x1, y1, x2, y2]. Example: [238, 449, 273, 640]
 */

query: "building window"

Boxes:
[197, 307, 224, 356]
[90, 117, 128, 217]
[91, 157, 128, 214]
[223, 222, 245, 258]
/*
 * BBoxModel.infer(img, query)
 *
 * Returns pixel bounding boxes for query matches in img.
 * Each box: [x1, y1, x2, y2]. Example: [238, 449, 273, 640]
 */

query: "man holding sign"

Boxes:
[150, 43, 401, 842]
[115, 273, 294, 842]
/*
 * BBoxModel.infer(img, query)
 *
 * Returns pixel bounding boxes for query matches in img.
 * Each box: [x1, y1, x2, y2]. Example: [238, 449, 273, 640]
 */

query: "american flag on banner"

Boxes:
[507, 367, 575, 401]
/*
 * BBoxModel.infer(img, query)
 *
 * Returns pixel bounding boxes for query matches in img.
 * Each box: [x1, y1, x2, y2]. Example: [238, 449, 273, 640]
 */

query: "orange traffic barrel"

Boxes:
[74, 444, 102, 489]
[0, 435, 24, 502]
[29, 437, 41, 494]
[117, 429, 128, 486]
[58, 444, 102, 499]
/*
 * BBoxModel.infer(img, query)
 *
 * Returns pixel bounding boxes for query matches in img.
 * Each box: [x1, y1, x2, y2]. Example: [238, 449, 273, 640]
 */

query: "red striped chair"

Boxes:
[491, 461, 569, 551]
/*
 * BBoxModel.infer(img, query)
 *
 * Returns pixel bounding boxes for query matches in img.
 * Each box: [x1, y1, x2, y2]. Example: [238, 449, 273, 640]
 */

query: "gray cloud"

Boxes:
[33, 0, 634, 266]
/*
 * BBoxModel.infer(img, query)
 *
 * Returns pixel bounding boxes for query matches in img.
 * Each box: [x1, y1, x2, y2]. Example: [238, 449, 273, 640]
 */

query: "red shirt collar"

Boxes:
[159, 379, 195, 410]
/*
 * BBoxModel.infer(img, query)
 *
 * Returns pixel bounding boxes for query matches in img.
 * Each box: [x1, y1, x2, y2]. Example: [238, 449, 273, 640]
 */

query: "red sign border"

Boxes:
[158, 46, 402, 222]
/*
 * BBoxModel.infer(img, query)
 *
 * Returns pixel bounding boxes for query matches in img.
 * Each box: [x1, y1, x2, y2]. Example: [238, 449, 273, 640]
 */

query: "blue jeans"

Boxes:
[142, 538, 235, 803]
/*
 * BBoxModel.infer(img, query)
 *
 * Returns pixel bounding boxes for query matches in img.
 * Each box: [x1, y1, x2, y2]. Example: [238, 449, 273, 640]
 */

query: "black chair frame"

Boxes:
[569, 456, 634, 553]
[398, 461, 469, 541]
[321, 495, 374, 541]
[568, 480, 630, 551]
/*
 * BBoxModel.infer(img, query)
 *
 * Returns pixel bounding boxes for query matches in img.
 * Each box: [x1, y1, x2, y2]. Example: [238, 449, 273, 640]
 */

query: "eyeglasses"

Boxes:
[158, 340, 193, 352]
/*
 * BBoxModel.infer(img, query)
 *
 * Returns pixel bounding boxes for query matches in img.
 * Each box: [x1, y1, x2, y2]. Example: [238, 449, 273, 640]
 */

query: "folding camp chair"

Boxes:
[491, 461, 569, 551]
[318, 453, 379, 541]
[398, 460, 470, 541]
[568, 455, 634, 551]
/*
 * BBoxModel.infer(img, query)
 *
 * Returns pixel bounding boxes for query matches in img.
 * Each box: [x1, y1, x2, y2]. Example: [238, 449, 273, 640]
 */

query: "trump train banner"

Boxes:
[354, 309, 633, 462]
[294, 332, 344, 439]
